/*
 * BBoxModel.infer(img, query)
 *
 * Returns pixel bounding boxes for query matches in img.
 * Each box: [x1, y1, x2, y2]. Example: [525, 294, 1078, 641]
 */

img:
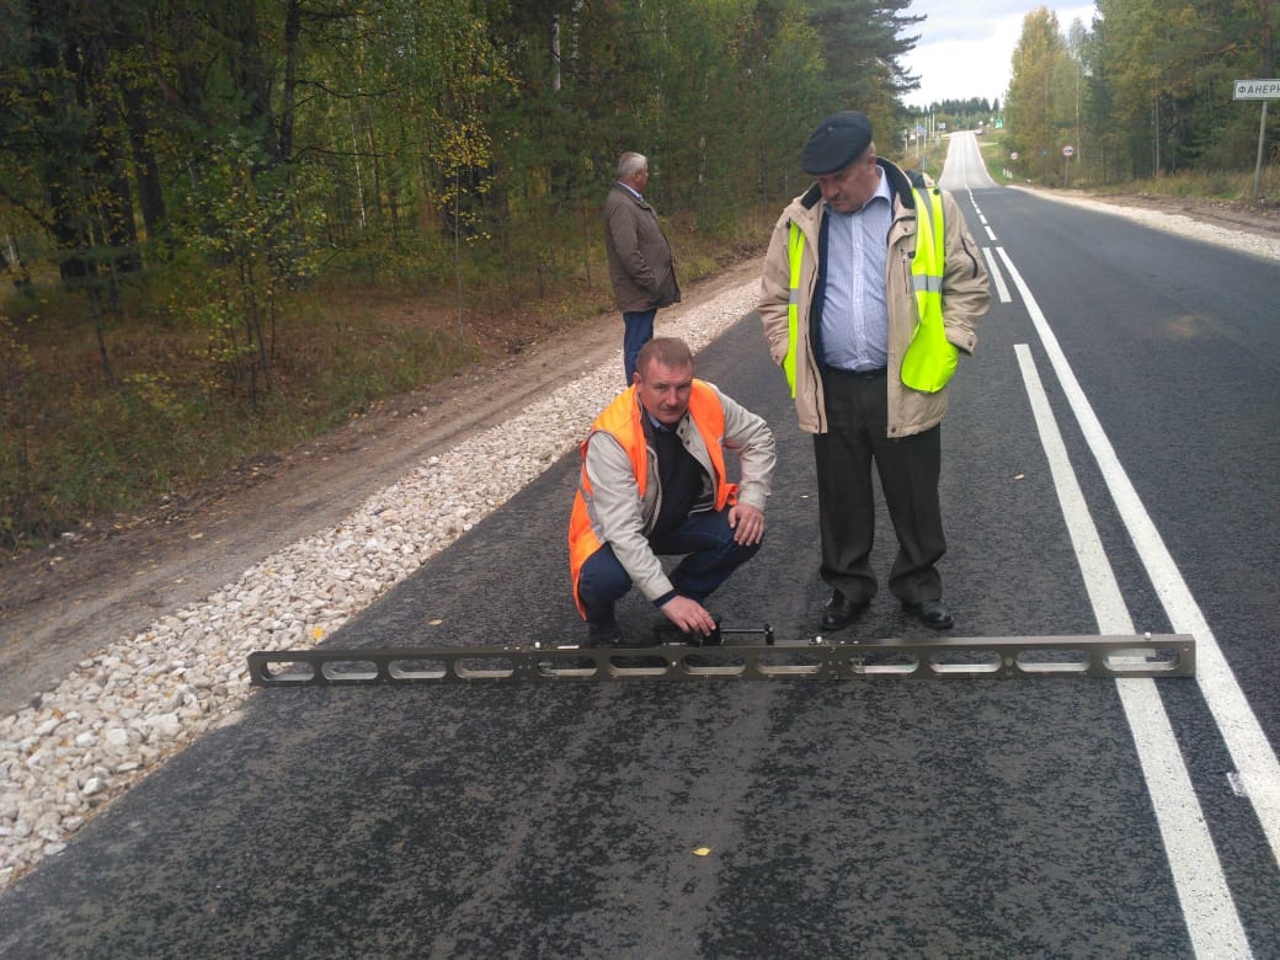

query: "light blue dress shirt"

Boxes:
[819, 169, 893, 372]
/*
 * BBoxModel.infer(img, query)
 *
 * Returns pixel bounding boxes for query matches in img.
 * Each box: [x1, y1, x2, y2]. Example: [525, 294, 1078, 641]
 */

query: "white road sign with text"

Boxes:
[1234, 79, 1280, 99]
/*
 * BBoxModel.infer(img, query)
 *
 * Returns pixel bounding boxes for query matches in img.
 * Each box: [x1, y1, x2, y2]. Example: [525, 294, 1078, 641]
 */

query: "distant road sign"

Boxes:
[1062, 145, 1075, 157]
[1234, 79, 1280, 99]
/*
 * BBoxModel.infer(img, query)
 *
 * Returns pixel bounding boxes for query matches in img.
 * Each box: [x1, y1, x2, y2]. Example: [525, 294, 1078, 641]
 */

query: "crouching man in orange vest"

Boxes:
[568, 337, 776, 646]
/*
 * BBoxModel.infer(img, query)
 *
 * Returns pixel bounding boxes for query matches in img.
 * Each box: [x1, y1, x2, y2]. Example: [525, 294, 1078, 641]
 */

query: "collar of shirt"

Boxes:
[616, 181, 644, 203]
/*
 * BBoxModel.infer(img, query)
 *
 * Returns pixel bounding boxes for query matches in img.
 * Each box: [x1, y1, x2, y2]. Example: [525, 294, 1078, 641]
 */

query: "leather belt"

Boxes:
[824, 366, 887, 379]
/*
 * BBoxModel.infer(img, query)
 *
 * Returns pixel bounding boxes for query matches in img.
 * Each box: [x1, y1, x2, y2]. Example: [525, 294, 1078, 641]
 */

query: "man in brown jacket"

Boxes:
[603, 152, 681, 384]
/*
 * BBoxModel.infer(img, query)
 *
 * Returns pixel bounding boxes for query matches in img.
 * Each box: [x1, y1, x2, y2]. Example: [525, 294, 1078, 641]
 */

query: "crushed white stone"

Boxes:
[2, 193, 1272, 892]
[0, 281, 760, 891]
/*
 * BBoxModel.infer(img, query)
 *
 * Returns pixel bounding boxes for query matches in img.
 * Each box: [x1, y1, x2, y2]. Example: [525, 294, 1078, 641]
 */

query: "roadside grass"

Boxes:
[977, 131, 1279, 203]
[0, 281, 485, 553]
[1090, 167, 1280, 205]
[0, 218, 764, 557]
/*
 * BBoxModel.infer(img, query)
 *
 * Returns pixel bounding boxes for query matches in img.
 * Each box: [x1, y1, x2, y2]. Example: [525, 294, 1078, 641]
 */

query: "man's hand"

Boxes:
[727, 503, 765, 545]
[660, 595, 717, 636]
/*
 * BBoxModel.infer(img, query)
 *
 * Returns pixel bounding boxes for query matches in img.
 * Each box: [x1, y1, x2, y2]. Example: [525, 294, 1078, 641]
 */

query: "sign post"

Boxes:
[1062, 144, 1074, 188]
[1234, 80, 1280, 199]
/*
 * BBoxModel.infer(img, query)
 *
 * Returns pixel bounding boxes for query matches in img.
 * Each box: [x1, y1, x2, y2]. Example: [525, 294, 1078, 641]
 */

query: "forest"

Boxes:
[0, 0, 1276, 550]
[1004, 0, 1278, 186]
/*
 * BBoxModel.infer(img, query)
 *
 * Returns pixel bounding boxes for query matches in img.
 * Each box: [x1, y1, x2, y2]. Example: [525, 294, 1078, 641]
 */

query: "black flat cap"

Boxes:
[801, 111, 873, 174]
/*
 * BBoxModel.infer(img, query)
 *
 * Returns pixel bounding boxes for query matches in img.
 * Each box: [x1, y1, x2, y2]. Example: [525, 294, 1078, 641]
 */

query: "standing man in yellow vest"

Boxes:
[568, 337, 775, 646]
[758, 111, 989, 632]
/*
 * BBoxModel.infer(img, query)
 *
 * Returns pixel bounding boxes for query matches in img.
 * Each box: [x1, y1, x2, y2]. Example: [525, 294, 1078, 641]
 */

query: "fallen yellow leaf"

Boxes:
[693, 847, 712, 857]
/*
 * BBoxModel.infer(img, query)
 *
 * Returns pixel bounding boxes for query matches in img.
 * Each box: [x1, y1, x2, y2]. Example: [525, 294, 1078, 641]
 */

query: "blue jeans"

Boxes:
[577, 507, 762, 624]
[622, 310, 656, 383]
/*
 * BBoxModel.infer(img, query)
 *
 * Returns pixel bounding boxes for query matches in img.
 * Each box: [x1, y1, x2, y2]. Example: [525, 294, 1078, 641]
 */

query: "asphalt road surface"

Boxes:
[1, 134, 1277, 958]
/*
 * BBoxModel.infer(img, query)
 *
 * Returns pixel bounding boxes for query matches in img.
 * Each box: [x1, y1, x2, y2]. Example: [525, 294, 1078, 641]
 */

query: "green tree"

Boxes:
[1007, 7, 1068, 184]
[806, 0, 924, 131]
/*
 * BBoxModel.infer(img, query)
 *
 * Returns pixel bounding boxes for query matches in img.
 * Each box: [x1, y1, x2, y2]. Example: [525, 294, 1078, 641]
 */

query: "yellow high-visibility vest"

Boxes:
[783, 222, 805, 398]
[900, 184, 957, 393]
[784, 185, 955, 396]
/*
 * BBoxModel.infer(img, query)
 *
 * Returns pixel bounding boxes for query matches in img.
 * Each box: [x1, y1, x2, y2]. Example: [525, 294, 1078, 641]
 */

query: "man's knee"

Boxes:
[729, 535, 763, 565]
[577, 546, 632, 605]
[703, 525, 763, 568]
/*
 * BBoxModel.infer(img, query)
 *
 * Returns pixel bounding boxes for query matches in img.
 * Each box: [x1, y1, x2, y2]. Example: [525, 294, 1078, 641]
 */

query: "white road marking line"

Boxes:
[982, 247, 1012, 303]
[999, 245, 1280, 866]
[1015, 342, 1252, 959]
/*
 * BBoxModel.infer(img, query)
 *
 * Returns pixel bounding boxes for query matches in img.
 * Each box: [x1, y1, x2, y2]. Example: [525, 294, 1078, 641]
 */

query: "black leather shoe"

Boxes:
[821, 590, 870, 632]
[902, 599, 953, 630]
[586, 620, 623, 648]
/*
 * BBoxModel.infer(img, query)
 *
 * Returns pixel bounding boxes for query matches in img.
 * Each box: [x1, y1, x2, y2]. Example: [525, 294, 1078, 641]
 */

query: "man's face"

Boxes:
[635, 360, 693, 426]
[815, 149, 880, 214]
[626, 165, 650, 193]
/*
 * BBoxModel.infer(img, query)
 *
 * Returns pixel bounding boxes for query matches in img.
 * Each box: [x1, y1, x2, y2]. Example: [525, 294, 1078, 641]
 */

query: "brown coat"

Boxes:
[603, 183, 681, 312]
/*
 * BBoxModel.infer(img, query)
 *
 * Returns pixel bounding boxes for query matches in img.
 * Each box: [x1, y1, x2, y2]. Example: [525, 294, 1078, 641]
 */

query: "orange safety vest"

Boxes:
[568, 381, 738, 615]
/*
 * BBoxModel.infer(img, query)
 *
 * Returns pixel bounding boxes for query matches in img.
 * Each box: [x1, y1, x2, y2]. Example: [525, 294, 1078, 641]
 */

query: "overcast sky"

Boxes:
[900, 0, 1096, 110]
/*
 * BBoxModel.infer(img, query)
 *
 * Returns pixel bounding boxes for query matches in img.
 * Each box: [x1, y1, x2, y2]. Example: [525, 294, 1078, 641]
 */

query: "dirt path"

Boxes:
[0, 260, 764, 716]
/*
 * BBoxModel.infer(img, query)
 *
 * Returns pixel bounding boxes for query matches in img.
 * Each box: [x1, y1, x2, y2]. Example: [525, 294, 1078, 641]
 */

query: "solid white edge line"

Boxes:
[1015, 344, 1252, 959]
[998, 245, 1280, 865]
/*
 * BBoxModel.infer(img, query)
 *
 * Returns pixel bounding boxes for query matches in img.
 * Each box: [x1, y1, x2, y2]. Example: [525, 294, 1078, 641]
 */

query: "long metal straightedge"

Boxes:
[247, 633, 1195, 686]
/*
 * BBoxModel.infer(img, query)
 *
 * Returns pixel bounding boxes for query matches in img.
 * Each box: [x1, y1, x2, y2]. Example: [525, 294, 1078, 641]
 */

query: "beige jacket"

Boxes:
[758, 159, 989, 437]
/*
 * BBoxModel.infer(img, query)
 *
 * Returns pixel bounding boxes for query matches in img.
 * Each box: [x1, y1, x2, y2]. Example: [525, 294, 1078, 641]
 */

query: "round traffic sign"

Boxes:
[1063, 145, 1075, 157]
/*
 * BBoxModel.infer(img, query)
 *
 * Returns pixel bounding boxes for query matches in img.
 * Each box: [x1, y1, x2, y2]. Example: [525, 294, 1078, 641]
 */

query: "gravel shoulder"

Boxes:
[1023, 186, 1280, 259]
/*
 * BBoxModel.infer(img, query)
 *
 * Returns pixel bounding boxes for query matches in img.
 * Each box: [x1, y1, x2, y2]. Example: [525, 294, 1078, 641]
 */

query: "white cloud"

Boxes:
[901, 1, 1096, 109]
